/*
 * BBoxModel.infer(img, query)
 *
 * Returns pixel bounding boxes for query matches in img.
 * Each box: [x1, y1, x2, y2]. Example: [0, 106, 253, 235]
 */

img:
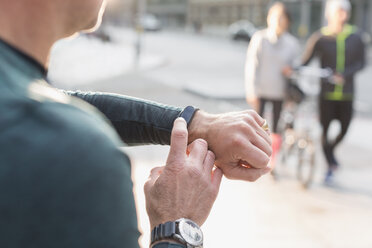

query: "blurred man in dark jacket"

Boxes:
[302, 0, 365, 184]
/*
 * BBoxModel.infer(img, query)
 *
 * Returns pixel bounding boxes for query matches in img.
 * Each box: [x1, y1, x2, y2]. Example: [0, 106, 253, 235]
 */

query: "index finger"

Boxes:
[166, 118, 188, 165]
[246, 110, 265, 126]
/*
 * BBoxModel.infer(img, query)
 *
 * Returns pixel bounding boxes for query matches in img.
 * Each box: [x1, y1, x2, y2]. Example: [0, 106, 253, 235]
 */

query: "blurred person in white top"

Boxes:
[245, 1, 300, 166]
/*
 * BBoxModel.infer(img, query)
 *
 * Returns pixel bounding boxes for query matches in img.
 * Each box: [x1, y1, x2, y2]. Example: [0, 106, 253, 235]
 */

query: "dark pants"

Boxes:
[319, 99, 353, 169]
[259, 98, 283, 133]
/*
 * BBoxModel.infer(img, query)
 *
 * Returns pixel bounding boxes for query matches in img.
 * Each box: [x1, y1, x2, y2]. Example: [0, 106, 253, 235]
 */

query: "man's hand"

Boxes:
[144, 118, 223, 230]
[282, 65, 293, 78]
[333, 73, 345, 85]
[189, 110, 272, 181]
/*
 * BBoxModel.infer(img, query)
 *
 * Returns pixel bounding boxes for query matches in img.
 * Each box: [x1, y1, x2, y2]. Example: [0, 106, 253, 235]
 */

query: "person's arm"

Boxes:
[65, 90, 272, 181]
[64, 91, 182, 145]
[302, 32, 321, 66]
[282, 36, 302, 78]
[63, 89, 272, 182]
[343, 34, 366, 78]
[292, 37, 302, 67]
[245, 32, 262, 107]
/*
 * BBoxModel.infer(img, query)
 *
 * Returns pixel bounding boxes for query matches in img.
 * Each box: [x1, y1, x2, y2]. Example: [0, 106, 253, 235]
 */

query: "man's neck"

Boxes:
[327, 22, 346, 35]
[0, 2, 60, 68]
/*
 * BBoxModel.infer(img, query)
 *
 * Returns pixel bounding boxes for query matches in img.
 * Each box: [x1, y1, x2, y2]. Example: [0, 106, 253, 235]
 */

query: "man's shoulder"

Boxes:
[305, 31, 324, 48]
[0, 84, 126, 168]
[40, 99, 120, 146]
[348, 30, 364, 43]
[310, 30, 324, 40]
[248, 29, 267, 49]
[0, 83, 137, 247]
[253, 29, 267, 39]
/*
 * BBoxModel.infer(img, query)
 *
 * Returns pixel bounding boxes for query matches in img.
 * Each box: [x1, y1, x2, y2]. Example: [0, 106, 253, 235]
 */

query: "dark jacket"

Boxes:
[302, 24, 365, 101]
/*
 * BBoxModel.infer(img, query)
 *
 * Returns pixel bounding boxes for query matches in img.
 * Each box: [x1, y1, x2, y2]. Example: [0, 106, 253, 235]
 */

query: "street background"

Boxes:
[48, 1, 372, 247]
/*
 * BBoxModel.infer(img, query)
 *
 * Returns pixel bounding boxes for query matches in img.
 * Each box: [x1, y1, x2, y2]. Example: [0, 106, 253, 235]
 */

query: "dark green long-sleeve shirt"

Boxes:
[0, 38, 185, 248]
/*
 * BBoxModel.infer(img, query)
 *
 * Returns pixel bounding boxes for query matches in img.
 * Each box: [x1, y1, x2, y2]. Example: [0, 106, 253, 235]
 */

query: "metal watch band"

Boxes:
[151, 219, 203, 248]
[151, 221, 177, 244]
[178, 106, 199, 127]
[152, 242, 186, 248]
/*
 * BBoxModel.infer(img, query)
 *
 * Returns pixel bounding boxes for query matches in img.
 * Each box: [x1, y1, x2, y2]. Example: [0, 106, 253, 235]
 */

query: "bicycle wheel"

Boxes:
[296, 138, 316, 189]
[273, 129, 296, 180]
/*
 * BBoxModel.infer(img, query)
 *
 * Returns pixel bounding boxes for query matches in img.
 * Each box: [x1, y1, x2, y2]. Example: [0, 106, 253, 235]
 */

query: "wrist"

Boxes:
[188, 110, 216, 145]
[151, 219, 203, 248]
[178, 106, 199, 128]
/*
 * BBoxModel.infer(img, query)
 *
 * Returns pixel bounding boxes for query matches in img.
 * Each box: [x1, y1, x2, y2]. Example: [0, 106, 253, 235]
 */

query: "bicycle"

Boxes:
[275, 66, 333, 189]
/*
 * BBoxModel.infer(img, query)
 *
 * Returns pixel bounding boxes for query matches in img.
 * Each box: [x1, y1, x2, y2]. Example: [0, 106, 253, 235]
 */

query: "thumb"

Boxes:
[212, 167, 223, 191]
[166, 117, 188, 167]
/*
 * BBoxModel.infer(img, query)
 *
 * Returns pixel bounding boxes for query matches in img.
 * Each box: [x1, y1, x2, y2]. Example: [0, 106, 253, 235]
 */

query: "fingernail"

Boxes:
[177, 117, 186, 123]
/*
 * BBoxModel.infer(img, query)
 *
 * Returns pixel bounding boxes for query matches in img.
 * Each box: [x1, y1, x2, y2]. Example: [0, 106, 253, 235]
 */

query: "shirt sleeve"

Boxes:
[63, 91, 182, 145]
[302, 32, 322, 66]
[343, 34, 366, 78]
[291, 37, 302, 67]
[245, 32, 263, 100]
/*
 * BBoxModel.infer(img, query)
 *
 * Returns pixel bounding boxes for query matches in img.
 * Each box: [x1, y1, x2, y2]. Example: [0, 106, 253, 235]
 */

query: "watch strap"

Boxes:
[151, 221, 177, 244]
[152, 242, 186, 248]
[178, 106, 199, 127]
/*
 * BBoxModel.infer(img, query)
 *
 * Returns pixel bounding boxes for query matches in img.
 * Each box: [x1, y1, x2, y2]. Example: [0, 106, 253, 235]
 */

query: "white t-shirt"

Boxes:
[245, 29, 300, 100]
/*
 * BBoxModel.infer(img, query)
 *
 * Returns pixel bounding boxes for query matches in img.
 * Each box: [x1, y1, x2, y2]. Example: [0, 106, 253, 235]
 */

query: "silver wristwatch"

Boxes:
[151, 218, 203, 248]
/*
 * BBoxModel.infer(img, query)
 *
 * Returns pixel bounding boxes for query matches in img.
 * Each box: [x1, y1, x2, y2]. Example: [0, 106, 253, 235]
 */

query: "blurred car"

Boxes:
[140, 14, 162, 32]
[229, 20, 258, 42]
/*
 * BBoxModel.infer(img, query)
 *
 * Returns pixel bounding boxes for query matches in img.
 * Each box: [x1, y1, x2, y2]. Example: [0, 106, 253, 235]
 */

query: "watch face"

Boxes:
[178, 219, 203, 246]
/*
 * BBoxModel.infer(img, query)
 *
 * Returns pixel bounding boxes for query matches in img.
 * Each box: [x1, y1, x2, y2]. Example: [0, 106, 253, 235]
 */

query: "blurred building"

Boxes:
[147, 0, 188, 28]
[187, 0, 372, 38]
[104, 0, 136, 25]
[187, 0, 270, 29]
[285, 0, 372, 38]
[104, 0, 188, 28]
[349, 0, 372, 35]
[103, 0, 371, 39]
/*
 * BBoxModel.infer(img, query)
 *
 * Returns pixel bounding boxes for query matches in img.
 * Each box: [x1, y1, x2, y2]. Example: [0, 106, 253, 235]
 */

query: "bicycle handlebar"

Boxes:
[292, 66, 333, 79]
[290, 66, 337, 85]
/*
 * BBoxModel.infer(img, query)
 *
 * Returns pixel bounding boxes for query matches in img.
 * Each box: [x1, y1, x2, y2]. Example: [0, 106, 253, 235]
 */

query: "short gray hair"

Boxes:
[325, 0, 351, 18]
